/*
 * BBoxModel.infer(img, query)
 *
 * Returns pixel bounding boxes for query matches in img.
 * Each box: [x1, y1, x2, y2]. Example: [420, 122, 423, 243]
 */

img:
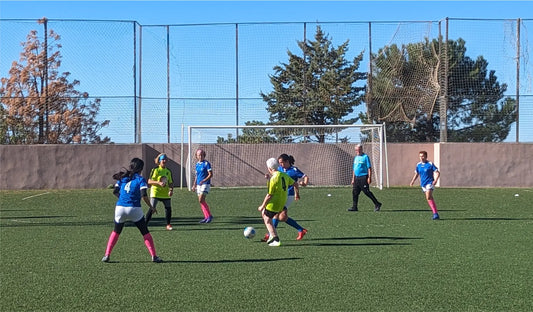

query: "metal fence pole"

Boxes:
[516, 18, 521, 142]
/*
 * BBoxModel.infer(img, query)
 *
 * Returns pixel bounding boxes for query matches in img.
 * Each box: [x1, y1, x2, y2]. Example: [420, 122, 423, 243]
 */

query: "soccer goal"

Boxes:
[186, 124, 388, 190]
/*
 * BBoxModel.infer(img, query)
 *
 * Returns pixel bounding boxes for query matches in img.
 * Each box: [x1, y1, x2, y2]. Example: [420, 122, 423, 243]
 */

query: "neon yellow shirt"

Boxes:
[266, 171, 294, 213]
[149, 166, 173, 198]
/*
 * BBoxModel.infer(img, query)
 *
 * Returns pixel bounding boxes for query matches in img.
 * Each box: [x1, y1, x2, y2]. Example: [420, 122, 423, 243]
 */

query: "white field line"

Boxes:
[22, 192, 51, 200]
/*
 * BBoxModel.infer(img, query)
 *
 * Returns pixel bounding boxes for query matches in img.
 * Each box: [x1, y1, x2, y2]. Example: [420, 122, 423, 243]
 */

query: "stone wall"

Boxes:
[1, 143, 532, 190]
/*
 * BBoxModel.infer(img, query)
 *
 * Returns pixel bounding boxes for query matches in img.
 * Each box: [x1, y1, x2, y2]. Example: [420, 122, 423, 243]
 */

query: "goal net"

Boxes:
[186, 124, 388, 190]
[369, 22, 440, 125]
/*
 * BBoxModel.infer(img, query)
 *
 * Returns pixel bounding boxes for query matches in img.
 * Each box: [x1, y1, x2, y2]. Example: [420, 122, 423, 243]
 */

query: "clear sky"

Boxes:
[0, 1, 531, 24]
[1, 1, 531, 143]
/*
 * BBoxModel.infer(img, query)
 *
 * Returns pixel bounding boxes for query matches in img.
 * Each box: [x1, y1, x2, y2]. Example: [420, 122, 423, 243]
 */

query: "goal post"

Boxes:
[186, 124, 388, 190]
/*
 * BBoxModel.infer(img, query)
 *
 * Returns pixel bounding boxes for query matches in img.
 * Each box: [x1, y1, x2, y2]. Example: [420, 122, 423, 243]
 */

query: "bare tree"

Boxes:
[0, 18, 110, 144]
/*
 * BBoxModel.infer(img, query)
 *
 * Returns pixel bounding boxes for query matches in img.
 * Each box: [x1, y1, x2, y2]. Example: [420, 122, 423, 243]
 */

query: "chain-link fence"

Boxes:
[1, 18, 531, 143]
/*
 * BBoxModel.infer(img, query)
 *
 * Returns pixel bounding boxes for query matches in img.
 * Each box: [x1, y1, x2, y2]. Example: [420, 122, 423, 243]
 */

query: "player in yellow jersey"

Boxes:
[146, 153, 174, 230]
[258, 158, 296, 247]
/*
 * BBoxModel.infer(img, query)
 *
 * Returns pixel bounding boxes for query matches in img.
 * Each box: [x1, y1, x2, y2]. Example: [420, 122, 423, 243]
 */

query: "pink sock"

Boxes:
[143, 233, 157, 257]
[428, 199, 438, 214]
[201, 202, 212, 218]
[105, 231, 120, 256]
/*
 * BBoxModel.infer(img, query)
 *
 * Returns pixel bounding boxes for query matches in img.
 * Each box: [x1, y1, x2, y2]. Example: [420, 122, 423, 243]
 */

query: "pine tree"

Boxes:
[259, 26, 366, 143]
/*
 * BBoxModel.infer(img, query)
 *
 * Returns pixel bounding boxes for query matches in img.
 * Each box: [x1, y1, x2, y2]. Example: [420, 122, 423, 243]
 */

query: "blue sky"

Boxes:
[1, 1, 531, 24]
[1, 1, 531, 143]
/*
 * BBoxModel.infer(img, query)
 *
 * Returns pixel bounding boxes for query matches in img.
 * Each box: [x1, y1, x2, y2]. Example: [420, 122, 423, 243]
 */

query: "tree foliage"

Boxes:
[0, 19, 110, 144]
[258, 26, 366, 143]
[368, 38, 516, 142]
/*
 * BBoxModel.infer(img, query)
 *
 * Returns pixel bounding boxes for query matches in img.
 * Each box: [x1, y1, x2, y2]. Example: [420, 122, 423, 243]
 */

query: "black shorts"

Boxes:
[264, 209, 278, 218]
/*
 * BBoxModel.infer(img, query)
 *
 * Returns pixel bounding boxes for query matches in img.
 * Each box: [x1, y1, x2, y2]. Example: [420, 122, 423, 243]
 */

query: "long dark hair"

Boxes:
[112, 158, 145, 180]
[278, 153, 295, 166]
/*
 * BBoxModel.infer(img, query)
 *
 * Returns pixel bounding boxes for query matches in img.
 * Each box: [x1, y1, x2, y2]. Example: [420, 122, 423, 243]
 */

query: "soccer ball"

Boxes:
[243, 226, 256, 239]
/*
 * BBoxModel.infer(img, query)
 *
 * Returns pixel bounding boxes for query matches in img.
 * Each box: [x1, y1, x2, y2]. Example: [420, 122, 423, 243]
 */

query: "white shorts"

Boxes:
[196, 183, 211, 195]
[285, 195, 295, 209]
[114, 205, 144, 223]
[421, 184, 435, 192]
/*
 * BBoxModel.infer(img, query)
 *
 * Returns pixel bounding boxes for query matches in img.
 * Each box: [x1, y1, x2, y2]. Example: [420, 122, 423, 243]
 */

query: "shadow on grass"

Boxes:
[282, 236, 421, 247]
[0, 215, 74, 219]
[106, 257, 302, 264]
[445, 217, 533, 221]
[381, 209, 466, 213]
[148, 215, 288, 228]
[1, 216, 109, 227]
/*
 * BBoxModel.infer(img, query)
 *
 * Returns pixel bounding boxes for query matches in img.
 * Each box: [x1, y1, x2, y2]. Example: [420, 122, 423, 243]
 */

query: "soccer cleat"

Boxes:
[296, 229, 307, 240]
[261, 233, 270, 242]
[374, 203, 382, 212]
[432, 213, 440, 220]
[347, 207, 358, 212]
[166, 224, 173, 231]
[101, 255, 110, 262]
[152, 256, 163, 263]
[199, 218, 207, 223]
[267, 236, 281, 247]
[199, 216, 213, 223]
[268, 240, 281, 247]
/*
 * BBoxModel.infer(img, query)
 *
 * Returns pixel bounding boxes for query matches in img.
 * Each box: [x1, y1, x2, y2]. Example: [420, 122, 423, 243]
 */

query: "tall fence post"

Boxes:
[516, 18, 521, 142]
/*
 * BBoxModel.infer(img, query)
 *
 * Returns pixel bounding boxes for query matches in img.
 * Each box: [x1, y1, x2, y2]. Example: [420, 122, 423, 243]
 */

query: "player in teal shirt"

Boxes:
[349, 144, 382, 212]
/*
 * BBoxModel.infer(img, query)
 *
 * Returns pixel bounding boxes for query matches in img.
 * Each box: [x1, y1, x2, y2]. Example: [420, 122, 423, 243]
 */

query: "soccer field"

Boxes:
[1, 187, 532, 311]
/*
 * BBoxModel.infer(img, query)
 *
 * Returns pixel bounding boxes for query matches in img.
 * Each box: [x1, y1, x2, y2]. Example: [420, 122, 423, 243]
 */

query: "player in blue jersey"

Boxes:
[348, 144, 382, 212]
[102, 158, 162, 263]
[261, 154, 308, 242]
[410, 151, 441, 220]
[192, 149, 213, 223]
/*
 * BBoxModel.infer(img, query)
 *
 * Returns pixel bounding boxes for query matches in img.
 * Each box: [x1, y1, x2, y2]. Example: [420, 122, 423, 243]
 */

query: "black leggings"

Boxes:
[113, 217, 150, 236]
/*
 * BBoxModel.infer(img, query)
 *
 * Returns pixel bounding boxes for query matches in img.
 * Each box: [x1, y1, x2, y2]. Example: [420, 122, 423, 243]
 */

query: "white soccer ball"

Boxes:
[243, 226, 256, 239]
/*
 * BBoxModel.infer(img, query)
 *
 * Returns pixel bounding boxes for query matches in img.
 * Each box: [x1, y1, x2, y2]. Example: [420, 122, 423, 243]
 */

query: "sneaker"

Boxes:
[268, 240, 281, 247]
[347, 207, 358, 212]
[432, 213, 440, 220]
[266, 236, 276, 244]
[267, 236, 281, 247]
[152, 256, 163, 263]
[296, 229, 307, 240]
[166, 224, 173, 231]
[101, 255, 110, 262]
[374, 203, 382, 212]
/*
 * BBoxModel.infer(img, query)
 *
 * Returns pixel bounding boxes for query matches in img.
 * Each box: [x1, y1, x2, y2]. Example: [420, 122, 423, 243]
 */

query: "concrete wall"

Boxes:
[1, 143, 532, 190]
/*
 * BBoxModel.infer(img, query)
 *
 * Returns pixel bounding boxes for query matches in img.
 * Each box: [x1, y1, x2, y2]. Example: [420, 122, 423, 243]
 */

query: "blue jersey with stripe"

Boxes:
[278, 165, 305, 196]
[415, 161, 439, 187]
[115, 173, 148, 207]
[195, 160, 212, 185]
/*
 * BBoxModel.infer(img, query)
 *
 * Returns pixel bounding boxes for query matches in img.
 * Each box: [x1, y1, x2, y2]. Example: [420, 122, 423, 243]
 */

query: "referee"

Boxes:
[348, 144, 382, 212]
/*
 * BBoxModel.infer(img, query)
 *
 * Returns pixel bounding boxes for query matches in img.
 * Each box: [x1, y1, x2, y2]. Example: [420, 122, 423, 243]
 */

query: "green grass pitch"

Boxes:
[1, 187, 532, 311]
